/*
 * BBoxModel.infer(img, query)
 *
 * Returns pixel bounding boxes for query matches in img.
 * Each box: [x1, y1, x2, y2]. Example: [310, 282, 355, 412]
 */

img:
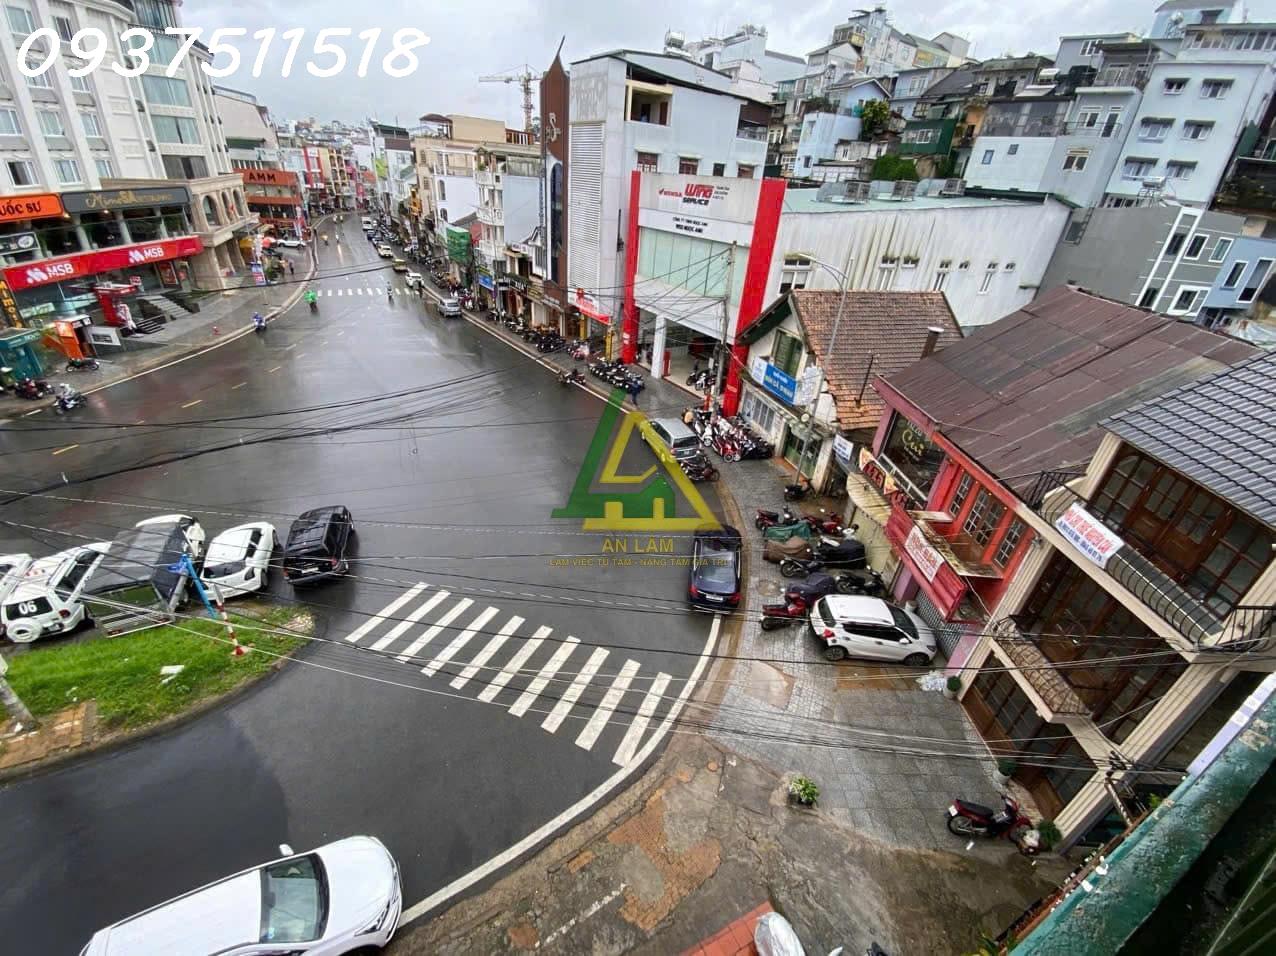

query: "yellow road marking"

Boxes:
[52, 444, 79, 456]
[181, 399, 202, 409]
[267, 365, 282, 373]
[231, 382, 247, 390]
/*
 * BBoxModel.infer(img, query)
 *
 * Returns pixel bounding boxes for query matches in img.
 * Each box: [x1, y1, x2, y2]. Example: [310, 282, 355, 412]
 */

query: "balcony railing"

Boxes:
[1026, 470, 1273, 650]
[978, 118, 1124, 138]
[475, 169, 496, 188]
[990, 618, 1091, 716]
[476, 205, 503, 226]
[735, 125, 768, 141]
[1089, 66, 1151, 90]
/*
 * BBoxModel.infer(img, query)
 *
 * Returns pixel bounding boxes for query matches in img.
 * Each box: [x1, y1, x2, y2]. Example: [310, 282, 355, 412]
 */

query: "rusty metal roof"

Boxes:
[880, 286, 1256, 495]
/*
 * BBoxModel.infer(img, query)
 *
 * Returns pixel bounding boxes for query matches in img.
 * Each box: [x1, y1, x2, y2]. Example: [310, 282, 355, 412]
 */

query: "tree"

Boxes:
[871, 155, 920, 182]
[859, 99, 891, 140]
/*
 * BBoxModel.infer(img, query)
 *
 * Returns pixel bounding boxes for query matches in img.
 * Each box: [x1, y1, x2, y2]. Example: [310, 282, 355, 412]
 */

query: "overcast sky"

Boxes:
[185, 0, 1276, 127]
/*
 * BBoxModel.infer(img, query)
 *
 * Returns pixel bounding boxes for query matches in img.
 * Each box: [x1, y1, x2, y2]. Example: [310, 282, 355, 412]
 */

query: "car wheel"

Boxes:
[903, 653, 930, 667]
[823, 645, 848, 662]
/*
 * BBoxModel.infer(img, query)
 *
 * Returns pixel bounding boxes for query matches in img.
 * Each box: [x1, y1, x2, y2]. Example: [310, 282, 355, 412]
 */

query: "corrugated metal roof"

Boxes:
[1105, 350, 1276, 530]
[880, 286, 1256, 495]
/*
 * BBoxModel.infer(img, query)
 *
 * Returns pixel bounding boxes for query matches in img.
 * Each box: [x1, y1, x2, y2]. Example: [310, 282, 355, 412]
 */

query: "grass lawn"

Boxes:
[3, 605, 310, 729]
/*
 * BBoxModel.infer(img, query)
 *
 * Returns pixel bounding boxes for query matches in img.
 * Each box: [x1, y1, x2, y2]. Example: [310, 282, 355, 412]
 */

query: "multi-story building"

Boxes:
[1149, 0, 1243, 39]
[891, 66, 957, 122]
[792, 78, 889, 175]
[413, 114, 506, 246]
[565, 50, 768, 340]
[1213, 84, 1276, 218]
[0, 0, 256, 331]
[1197, 236, 1276, 342]
[370, 121, 412, 226]
[473, 141, 541, 314]
[538, 54, 570, 331]
[215, 88, 304, 239]
[1102, 22, 1276, 207]
[1052, 32, 1142, 76]
[1041, 202, 1276, 326]
[662, 24, 806, 90]
[969, 55, 1055, 99]
[831, 6, 969, 77]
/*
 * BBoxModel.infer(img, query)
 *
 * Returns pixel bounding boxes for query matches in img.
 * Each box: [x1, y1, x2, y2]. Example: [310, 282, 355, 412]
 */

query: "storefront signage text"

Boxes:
[0, 232, 38, 255]
[0, 193, 63, 223]
[1055, 503, 1124, 569]
[3, 236, 204, 290]
[0, 278, 21, 327]
[904, 525, 945, 583]
[60, 186, 193, 214]
[759, 362, 798, 404]
[833, 434, 854, 469]
[239, 169, 298, 187]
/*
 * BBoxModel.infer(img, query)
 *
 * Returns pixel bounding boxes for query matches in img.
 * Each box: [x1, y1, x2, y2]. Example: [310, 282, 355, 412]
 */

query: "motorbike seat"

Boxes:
[956, 799, 996, 818]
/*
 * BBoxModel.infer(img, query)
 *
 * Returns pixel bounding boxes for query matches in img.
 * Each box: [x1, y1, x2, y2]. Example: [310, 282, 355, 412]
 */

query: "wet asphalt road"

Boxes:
[0, 218, 720, 953]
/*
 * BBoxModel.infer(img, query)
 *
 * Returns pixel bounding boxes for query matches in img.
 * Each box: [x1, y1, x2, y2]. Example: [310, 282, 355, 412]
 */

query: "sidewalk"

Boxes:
[0, 242, 320, 424]
[387, 304, 1066, 954]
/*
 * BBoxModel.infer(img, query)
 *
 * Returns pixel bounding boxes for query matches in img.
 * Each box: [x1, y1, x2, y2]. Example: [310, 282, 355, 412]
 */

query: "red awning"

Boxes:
[574, 291, 610, 323]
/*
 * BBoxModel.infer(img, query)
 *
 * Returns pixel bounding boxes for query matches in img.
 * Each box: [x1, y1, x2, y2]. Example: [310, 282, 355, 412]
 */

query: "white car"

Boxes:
[201, 522, 277, 598]
[377, 244, 394, 259]
[135, 514, 206, 560]
[277, 237, 305, 249]
[808, 595, 938, 666]
[2, 544, 110, 643]
[404, 270, 424, 289]
[0, 553, 33, 606]
[80, 836, 402, 956]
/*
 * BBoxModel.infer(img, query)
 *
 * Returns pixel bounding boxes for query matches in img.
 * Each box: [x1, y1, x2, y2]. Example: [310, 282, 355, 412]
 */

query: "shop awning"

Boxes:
[635, 276, 724, 340]
[573, 291, 610, 322]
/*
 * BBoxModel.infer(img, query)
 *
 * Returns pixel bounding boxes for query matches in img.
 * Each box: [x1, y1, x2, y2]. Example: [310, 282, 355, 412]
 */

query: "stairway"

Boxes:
[135, 294, 192, 325]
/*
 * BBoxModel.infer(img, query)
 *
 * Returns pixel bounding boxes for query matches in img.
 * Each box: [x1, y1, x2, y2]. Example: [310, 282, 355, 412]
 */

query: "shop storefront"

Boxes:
[573, 289, 613, 354]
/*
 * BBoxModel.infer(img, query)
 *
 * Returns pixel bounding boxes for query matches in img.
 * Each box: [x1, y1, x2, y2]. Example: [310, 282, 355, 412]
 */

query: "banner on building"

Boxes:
[759, 362, 798, 404]
[1055, 503, 1124, 568]
[0, 193, 64, 223]
[446, 226, 471, 264]
[833, 434, 854, 469]
[904, 525, 944, 583]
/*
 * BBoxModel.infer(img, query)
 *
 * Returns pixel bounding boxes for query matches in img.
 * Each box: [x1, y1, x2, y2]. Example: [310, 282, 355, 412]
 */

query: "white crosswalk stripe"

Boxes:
[344, 583, 426, 644]
[451, 614, 524, 690]
[510, 636, 578, 718]
[366, 287, 375, 295]
[337, 288, 345, 296]
[370, 590, 450, 652]
[542, 647, 608, 734]
[356, 287, 364, 295]
[394, 594, 470, 662]
[576, 659, 639, 752]
[422, 605, 499, 677]
[478, 625, 549, 703]
[613, 672, 671, 767]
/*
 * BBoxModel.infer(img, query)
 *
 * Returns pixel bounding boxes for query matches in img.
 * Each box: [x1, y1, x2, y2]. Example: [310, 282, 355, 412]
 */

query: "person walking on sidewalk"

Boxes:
[287, 260, 294, 276]
[627, 379, 642, 406]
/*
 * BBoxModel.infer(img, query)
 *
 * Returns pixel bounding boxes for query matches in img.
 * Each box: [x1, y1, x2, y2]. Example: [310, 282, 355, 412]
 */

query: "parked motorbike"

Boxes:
[681, 456, 719, 483]
[760, 593, 810, 631]
[686, 364, 714, 392]
[558, 368, 585, 387]
[946, 794, 1040, 855]
[801, 508, 848, 537]
[783, 572, 841, 607]
[779, 536, 868, 577]
[51, 384, 85, 415]
[12, 377, 52, 400]
[783, 481, 810, 502]
[65, 357, 100, 372]
[755, 505, 797, 531]
[835, 566, 887, 597]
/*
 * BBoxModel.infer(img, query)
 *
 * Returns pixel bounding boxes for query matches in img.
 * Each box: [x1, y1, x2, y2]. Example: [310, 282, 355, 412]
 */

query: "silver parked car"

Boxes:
[808, 595, 938, 665]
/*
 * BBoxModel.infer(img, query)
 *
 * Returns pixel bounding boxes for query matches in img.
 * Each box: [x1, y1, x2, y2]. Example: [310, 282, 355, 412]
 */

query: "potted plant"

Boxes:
[944, 675, 962, 700]
[788, 775, 819, 807]
[1035, 820, 1061, 852]
[994, 759, 1018, 787]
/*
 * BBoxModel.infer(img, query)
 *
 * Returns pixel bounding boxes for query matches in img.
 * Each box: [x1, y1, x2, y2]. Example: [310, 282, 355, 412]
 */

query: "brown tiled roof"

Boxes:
[879, 286, 1257, 495]
[793, 290, 962, 430]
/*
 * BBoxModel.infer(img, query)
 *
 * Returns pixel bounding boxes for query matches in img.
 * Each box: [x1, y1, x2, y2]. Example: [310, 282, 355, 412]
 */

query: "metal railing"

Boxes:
[1090, 66, 1151, 90]
[735, 125, 768, 141]
[991, 618, 1092, 716]
[978, 118, 1125, 138]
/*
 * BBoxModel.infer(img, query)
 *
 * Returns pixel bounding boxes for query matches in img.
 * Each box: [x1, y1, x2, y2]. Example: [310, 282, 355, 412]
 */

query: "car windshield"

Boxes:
[694, 544, 737, 589]
[671, 436, 700, 451]
[889, 605, 919, 639]
[259, 854, 327, 944]
[204, 559, 247, 578]
[814, 597, 831, 622]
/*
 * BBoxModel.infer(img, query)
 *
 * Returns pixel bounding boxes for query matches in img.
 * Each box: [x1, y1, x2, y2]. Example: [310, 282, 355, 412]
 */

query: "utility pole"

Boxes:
[794, 245, 854, 486]
[0, 652, 35, 728]
[709, 243, 736, 422]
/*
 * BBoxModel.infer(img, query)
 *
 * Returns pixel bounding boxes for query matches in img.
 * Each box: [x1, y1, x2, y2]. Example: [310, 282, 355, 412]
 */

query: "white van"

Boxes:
[2, 543, 110, 643]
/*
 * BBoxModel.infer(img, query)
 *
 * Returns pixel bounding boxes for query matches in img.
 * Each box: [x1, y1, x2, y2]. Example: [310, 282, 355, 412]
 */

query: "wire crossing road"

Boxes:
[0, 219, 720, 953]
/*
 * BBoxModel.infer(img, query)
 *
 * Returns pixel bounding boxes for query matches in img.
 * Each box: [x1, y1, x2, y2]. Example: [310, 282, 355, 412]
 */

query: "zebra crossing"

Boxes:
[344, 582, 682, 768]
[317, 286, 393, 296]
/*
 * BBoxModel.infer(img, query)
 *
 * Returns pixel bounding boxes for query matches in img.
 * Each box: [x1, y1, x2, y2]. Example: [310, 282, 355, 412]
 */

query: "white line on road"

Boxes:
[365, 287, 374, 295]
[395, 595, 472, 662]
[343, 583, 426, 644]
[612, 672, 671, 767]
[478, 625, 549, 703]
[231, 382, 247, 390]
[450, 614, 524, 690]
[284, 344, 296, 351]
[541, 646, 607, 734]
[422, 605, 498, 676]
[399, 617, 720, 927]
[267, 365, 282, 373]
[180, 399, 202, 409]
[575, 659, 639, 752]
[509, 636, 578, 717]
[52, 443, 79, 456]
[370, 589, 449, 652]
[22, 408, 43, 416]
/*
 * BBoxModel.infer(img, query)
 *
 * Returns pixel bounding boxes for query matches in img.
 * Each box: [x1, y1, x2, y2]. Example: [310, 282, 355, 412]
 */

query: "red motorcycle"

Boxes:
[755, 505, 797, 530]
[760, 593, 810, 631]
[945, 794, 1040, 855]
[801, 509, 850, 537]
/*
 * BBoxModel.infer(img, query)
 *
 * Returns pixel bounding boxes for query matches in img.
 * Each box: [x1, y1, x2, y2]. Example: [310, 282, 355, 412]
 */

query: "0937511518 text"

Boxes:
[16, 25, 429, 80]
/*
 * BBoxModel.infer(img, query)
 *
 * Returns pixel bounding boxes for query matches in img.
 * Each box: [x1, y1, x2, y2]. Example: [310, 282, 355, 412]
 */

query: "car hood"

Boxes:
[903, 609, 939, 652]
[316, 837, 397, 933]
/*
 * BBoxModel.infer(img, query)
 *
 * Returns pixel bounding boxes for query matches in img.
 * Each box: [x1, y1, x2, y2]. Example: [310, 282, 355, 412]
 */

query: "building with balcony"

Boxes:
[959, 346, 1275, 849]
[413, 114, 506, 245]
[891, 66, 957, 122]
[662, 23, 806, 91]
[472, 142, 541, 315]
[1149, 0, 1243, 39]
[1101, 22, 1276, 207]
[855, 286, 1252, 659]
[565, 50, 768, 338]
[370, 121, 411, 223]
[1213, 64, 1276, 218]
[1041, 202, 1276, 331]
[792, 78, 889, 174]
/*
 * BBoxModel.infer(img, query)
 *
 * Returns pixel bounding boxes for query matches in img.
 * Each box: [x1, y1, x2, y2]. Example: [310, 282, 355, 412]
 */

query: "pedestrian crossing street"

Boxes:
[342, 582, 683, 768]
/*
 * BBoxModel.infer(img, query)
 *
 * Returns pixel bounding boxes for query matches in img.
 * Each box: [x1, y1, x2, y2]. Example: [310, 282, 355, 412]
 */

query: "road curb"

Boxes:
[0, 216, 330, 425]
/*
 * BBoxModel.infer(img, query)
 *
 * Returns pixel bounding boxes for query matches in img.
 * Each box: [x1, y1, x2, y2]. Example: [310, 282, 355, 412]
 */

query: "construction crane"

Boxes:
[478, 64, 543, 134]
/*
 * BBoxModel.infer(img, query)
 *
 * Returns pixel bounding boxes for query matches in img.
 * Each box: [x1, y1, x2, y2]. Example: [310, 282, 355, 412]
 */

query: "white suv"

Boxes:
[808, 595, 937, 666]
[2, 544, 109, 643]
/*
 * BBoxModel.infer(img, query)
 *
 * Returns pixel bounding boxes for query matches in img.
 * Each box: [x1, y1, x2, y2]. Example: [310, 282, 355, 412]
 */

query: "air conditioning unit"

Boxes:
[939, 177, 966, 196]
[1038, 68, 1060, 80]
[1141, 176, 1166, 189]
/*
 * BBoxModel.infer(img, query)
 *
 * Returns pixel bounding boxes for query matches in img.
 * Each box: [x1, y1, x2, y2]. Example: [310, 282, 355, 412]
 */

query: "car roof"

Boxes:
[694, 525, 742, 549]
[205, 523, 272, 563]
[92, 872, 260, 956]
[649, 417, 695, 439]
[822, 594, 896, 626]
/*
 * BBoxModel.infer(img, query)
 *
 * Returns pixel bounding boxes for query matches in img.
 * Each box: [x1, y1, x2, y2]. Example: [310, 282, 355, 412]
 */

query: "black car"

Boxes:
[689, 526, 742, 612]
[283, 506, 354, 585]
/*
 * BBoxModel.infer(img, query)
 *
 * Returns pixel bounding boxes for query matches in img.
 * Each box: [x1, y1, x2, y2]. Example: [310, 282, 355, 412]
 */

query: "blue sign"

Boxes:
[478, 274, 494, 291]
[251, 263, 266, 287]
[761, 363, 798, 404]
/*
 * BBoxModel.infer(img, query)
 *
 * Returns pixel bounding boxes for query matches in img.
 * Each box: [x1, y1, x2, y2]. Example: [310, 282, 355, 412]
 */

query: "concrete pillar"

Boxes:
[156, 207, 169, 239]
[72, 215, 91, 251]
[651, 314, 668, 380]
[114, 211, 132, 244]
